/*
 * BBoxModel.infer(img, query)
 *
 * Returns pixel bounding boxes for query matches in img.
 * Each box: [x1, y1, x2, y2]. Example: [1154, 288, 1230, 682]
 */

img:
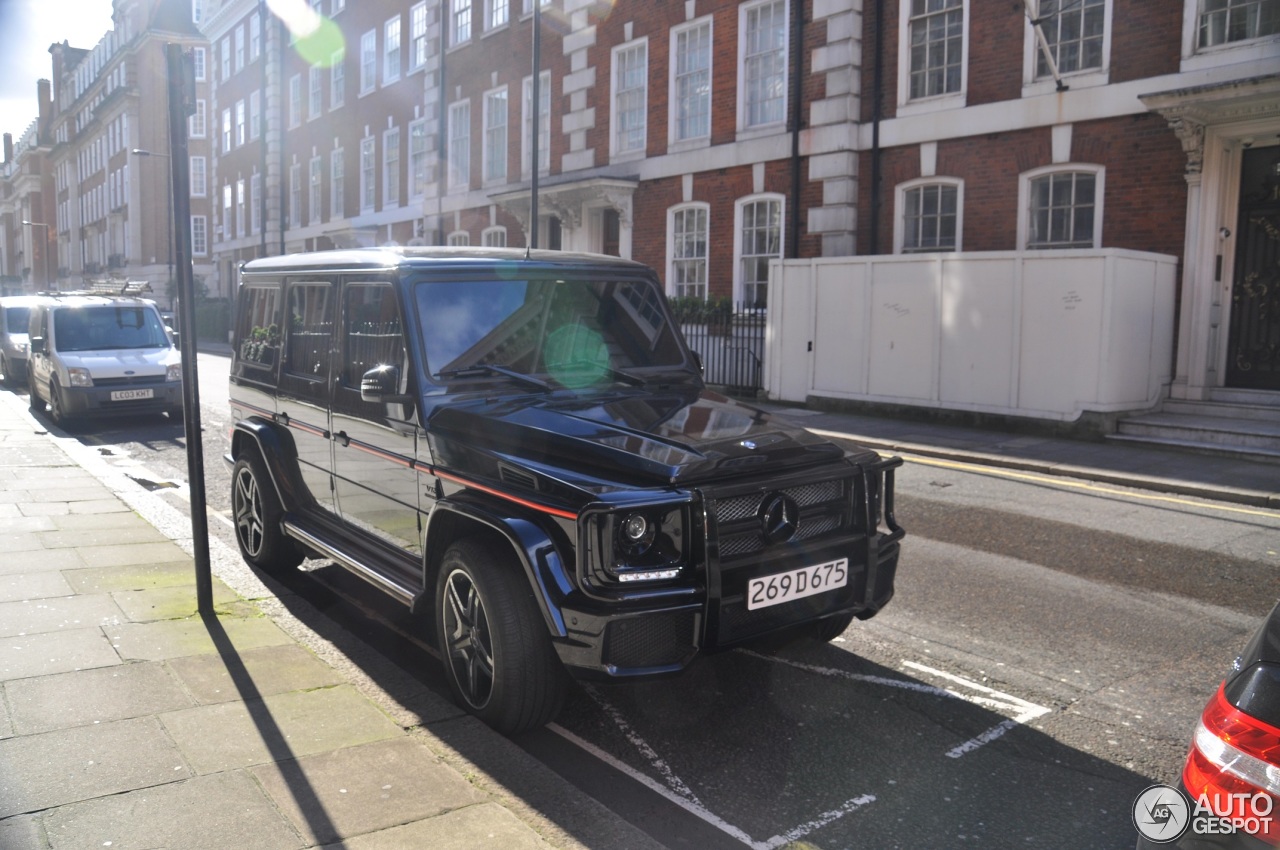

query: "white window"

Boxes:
[522, 71, 550, 175]
[448, 231, 470, 246]
[190, 99, 206, 137]
[332, 0, 345, 13]
[235, 99, 246, 145]
[612, 40, 647, 156]
[289, 163, 302, 228]
[1018, 165, 1103, 249]
[482, 226, 506, 247]
[360, 30, 377, 94]
[740, 0, 787, 129]
[189, 156, 206, 199]
[237, 178, 247, 238]
[903, 0, 965, 102]
[251, 173, 261, 234]
[668, 204, 709, 299]
[452, 0, 472, 45]
[310, 156, 323, 224]
[671, 20, 712, 144]
[483, 87, 508, 182]
[331, 50, 345, 109]
[250, 14, 261, 59]
[221, 107, 232, 152]
[360, 136, 376, 211]
[289, 74, 302, 127]
[384, 127, 400, 207]
[192, 0, 203, 25]
[331, 149, 345, 218]
[193, 47, 206, 81]
[410, 2, 428, 71]
[234, 24, 245, 71]
[384, 17, 401, 83]
[448, 100, 470, 191]
[896, 179, 962, 253]
[1034, 0, 1106, 76]
[736, 195, 783, 307]
[488, 0, 509, 29]
[409, 118, 429, 199]
[220, 35, 230, 80]
[249, 90, 261, 139]
[192, 215, 207, 256]
[223, 184, 232, 234]
[1199, 0, 1280, 47]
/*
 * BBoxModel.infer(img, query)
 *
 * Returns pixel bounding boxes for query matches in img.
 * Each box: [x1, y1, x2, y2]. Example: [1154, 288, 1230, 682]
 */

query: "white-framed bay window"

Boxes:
[1017, 165, 1104, 250]
[734, 194, 783, 307]
[895, 178, 963, 253]
[668, 204, 709, 299]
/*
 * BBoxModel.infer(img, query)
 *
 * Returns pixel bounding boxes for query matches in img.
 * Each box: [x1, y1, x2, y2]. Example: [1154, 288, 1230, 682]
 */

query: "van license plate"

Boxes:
[746, 558, 848, 610]
[110, 389, 154, 401]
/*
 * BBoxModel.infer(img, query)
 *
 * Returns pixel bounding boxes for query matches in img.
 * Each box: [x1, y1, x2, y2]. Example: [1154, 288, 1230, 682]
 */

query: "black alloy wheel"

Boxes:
[230, 451, 303, 573]
[435, 536, 566, 734]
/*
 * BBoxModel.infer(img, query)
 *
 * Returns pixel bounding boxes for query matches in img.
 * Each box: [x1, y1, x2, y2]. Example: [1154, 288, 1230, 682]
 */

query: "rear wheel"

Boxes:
[27, 369, 42, 411]
[230, 451, 303, 573]
[435, 536, 566, 734]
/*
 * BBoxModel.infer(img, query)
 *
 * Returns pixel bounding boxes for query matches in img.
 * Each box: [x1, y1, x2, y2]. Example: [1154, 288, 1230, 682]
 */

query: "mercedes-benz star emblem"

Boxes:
[759, 493, 799, 544]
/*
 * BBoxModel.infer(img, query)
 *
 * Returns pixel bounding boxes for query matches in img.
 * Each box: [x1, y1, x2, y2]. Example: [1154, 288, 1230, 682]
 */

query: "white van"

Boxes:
[27, 294, 183, 425]
[0, 295, 46, 386]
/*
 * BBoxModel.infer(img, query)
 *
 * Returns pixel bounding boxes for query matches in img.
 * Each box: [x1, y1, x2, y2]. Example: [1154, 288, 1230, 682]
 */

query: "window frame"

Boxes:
[331, 49, 345, 110]
[452, 0, 473, 46]
[483, 86, 509, 184]
[360, 136, 377, 213]
[289, 74, 302, 128]
[1022, 0, 1112, 95]
[667, 203, 710, 299]
[360, 30, 377, 94]
[894, 177, 964, 254]
[448, 99, 471, 192]
[249, 90, 261, 139]
[190, 155, 207, 198]
[737, 0, 789, 135]
[669, 17, 713, 149]
[1180, 0, 1280, 70]
[189, 99, 206, 138]
[408, 117, 429, 200]
[383, 126, 401, 208]
[610, 37, 649, 160]
[733, 193, 785, 307]
[481, 226, 507, 247]
[410, 2, 428, 72]
[192, 215, 208, 256]
[309, 155, 323, 224]
[330, 148, 345, 220]
[896, 0, 969, 116]
[522, 71, 551, 177]
[1017, 164, 1105, 250]
[384, 16, 402, 84]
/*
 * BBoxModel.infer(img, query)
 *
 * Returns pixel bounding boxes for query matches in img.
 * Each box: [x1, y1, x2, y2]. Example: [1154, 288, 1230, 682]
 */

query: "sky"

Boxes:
[0, 0, 115, 140]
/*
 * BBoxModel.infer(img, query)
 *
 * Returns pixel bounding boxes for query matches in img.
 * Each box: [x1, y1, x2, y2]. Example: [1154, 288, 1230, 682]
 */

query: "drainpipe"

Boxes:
[436, 17, 447, 246]
[258, 0, 267, 257]
[869, 0, 884, 255]
[788, 0, 804, 259]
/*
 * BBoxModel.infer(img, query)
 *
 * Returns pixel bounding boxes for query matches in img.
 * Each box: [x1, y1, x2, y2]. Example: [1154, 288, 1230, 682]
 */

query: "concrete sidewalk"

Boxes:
[0, 390, 661, 850]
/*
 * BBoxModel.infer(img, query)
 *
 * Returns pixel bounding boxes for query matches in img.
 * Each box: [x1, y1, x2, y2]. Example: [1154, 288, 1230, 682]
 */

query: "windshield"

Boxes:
[53, 305, 171, 352]
[415, 277, 690, 387]
[4, 307, 30, 335]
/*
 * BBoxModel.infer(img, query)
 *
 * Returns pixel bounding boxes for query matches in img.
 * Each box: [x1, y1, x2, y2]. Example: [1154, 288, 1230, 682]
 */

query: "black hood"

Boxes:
[427, 387, 854, 488]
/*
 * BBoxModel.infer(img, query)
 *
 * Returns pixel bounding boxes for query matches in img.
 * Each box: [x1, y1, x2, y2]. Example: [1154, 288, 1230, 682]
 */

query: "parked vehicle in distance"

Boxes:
[226, 247, 904, 734]
[1136, 601, 1280, 849]
[0, 295, 45, 386]
[26, 291, 183, 425]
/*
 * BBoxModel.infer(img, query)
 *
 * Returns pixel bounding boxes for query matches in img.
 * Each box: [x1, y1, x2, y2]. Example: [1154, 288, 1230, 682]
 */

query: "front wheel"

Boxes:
[435, 536, 566, 734]
[230, 452, 303, 573]
[48, 383, 72, 426]
[27, 369, 42, 411]
[811, 610, 857, 643]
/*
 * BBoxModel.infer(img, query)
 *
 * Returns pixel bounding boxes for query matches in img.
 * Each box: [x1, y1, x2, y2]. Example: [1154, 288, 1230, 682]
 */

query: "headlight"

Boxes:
[67, 367, 93, 387]
[166, 363, 182, 382]
[585, 504, 689, 585]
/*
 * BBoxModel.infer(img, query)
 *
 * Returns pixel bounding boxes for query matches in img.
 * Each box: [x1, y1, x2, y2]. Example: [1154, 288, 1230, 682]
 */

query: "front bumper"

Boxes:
[59, 382, 183, 418]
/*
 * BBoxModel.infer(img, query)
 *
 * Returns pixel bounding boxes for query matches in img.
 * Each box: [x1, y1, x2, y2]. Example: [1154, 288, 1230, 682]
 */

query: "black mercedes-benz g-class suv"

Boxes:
[227, 247, 903, 734]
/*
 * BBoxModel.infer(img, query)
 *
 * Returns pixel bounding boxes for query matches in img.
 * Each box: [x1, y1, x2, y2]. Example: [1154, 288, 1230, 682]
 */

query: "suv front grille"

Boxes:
[710, 475, 852, 561]
[92, 375, 166, 387]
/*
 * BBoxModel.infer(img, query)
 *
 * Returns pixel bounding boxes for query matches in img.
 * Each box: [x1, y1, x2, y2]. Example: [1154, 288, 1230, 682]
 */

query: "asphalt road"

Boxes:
[19, 352, 1279, 850]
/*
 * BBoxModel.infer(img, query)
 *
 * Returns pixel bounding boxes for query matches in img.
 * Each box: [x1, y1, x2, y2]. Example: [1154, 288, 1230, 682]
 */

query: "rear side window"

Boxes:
[285, 282, 334, 378]
[236, 285, 283, 369]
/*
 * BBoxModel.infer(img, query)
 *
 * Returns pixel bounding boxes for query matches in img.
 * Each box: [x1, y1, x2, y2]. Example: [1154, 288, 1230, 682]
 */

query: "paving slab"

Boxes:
[73, 540, 192, 568]
[0, 716, 191, 817]
[38, 523, 167, 549]
[0, 532, 47, 554]
[61, 562, 197, 594]
[66, 498, 132, 514]
[317, 802, 551, 850]
[111, 581, 250, 622]
[7, 467, 99, 481]
[0, 572, 74, 603]
[0, 813, 45, 850]
[13, 473, 106, 492]
[4, 662, 196, 735]
[161, 685, 403, 774]
[250, 737, 486, 845]
[0, 547, 85, 577]
[167, 643, 345, 704]
[105, 616, 293, 661]
[0, 515, 56, 533]
[15, 501, 70, 517]
[41, 770, 304, 850]
[0, 628, 121, 680]
[0, 594, 125, 638]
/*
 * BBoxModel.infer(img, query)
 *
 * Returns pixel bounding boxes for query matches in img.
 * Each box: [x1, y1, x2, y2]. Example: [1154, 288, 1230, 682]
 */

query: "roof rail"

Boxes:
[36, 280, 154, 298]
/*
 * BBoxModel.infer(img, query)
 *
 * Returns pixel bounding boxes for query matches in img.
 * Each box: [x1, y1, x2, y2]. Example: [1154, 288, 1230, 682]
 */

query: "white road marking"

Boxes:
[581, 684, 703, 806]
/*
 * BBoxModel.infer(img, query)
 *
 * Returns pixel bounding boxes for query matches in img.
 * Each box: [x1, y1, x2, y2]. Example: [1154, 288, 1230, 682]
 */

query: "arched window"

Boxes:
[1018, 165, 1105, 249]
[895, 178, 963, 253]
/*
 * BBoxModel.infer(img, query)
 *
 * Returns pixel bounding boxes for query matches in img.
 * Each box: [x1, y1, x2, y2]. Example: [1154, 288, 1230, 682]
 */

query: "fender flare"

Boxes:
[424, 500, 572, 638]
[229, 419, 307, 514]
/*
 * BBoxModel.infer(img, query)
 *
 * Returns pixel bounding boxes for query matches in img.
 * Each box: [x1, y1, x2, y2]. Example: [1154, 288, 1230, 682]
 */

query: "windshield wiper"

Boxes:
[435, 363, 554, 392]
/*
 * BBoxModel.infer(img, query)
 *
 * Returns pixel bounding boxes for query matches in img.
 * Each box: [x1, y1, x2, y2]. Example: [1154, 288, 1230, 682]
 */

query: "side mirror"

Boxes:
[29, 336, 45, 354]
[360, 364, 413, 404]
[168, 329, 180, 347]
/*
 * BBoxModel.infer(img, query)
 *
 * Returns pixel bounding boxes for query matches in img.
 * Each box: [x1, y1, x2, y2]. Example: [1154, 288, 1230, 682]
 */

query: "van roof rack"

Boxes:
[38, 280, 154, 298]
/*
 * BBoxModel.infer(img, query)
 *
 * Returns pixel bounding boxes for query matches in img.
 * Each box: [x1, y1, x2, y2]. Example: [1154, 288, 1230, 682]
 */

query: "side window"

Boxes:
[236, 284, 283, 371]
[342, 282, 405, 389]
[285, 282, 335, 378]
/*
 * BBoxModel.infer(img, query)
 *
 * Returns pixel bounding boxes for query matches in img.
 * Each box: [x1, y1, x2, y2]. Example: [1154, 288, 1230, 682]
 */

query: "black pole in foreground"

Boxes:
[165, 43, 213, 614]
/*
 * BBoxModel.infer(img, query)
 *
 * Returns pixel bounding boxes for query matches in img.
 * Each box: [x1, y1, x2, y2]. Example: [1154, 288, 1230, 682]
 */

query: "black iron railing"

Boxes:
[669, 300, 766, 398]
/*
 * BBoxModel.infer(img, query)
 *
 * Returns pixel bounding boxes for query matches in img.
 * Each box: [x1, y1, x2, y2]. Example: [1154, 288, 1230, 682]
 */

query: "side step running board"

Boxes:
[282, 519, 417, 606]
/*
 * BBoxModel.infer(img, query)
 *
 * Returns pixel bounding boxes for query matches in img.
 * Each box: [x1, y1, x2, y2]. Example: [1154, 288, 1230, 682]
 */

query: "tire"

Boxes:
[27, 368, 42, 411]
[167, 405, 185, 423]
[435, 536, 566, 734]
[230, 451, 304, 573]
[811, 610, 857, 643]
[48, 382, 72, 427]
[1, 355, 11, 387]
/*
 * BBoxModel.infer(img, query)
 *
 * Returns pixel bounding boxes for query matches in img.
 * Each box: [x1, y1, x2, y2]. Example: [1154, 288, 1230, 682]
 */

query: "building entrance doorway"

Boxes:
[1225, 145, 1280, 391]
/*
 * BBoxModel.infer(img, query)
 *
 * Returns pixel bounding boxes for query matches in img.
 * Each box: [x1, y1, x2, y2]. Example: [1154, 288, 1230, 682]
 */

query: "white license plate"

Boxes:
[110, 388, 154, 401]
[746, 558, 848, 611]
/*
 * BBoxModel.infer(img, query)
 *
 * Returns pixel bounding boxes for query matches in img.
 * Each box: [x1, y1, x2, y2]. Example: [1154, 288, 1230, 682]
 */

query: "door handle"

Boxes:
[336, 431, 350, 447]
